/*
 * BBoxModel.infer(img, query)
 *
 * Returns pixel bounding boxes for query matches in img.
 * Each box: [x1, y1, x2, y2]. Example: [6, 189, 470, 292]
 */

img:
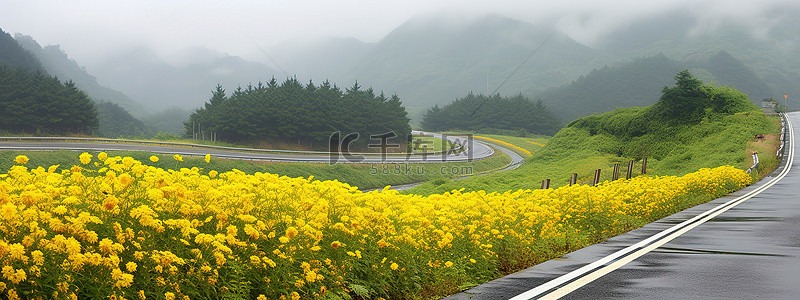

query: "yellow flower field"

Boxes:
[0, 153, 751, 299]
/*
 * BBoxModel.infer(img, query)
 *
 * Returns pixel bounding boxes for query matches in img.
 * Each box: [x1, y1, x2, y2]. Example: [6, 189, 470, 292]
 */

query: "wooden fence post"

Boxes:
[626, 160, 634, 180]
[641, 157, 648, 174]
[569, 173, 577, 186]
[592, 169, 601, 186]
[541, 179, 550, 189]
[612, 163, 620, 180]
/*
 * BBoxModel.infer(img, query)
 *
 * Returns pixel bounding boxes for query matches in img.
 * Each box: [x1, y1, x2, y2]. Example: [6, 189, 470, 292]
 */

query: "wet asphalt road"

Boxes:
[383, 141, 526, 191]
[449, 113, 799, 299]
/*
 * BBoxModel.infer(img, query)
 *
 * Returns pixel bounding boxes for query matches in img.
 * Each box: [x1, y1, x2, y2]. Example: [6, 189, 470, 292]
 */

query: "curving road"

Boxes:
[449, 112, 798, 299]
[0, 131, 495, 164]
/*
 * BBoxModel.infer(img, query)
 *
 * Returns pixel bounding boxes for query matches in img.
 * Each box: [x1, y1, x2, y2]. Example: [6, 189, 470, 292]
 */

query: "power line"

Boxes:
[239, 29, 289, 78]
[468, 30, 556, 119]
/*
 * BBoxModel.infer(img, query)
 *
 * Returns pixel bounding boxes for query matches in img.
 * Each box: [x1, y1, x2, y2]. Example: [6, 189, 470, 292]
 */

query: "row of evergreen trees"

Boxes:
[0, 66, 97, 134]
[186, 78, 412, 148]
[420, 93, 560, 135]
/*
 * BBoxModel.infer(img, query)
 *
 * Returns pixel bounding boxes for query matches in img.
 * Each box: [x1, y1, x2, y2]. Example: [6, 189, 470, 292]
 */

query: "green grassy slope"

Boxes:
[407, 72, 781, 195]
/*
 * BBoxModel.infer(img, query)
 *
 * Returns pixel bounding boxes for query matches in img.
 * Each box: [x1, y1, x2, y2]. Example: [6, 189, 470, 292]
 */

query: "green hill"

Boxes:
[407, 71, 778, 195]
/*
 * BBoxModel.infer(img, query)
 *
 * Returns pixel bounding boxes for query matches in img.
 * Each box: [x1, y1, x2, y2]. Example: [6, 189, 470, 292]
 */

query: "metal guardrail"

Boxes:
[749, 112, 787, 174]
[746, 152, 760, 174]
[0, 135, 465, 157]
[777, 113, 786, 158]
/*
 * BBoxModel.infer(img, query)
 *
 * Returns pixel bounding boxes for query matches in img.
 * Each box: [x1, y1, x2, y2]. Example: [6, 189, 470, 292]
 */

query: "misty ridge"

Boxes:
[7, 4, 800, 132]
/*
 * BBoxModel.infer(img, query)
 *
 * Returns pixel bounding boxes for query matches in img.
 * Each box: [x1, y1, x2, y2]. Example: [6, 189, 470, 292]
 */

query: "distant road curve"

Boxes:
[0, 131, 495, 164]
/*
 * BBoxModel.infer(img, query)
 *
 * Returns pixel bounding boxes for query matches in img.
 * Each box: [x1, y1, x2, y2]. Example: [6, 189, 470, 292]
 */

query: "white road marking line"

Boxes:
[511, 113, 795, 300]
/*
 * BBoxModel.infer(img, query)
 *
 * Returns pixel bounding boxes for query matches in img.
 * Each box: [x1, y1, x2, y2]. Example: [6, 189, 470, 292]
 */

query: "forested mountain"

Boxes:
[1, 30, 154, 138]
[14, 34, 147, 116]
[534, 51, 775, 123]
[702, 50, 774, 101]
[95, 101, 152, 138]
[621, 6, 800, 108]
[0, 66, 97, 134]
[87, 45, 279, 110]
[420, 93, 560, 135]
[536, 54, 685, 122]
[0, 28, 44, 72]
[187, 79, 411, 149]
[346, 14, 599, 118]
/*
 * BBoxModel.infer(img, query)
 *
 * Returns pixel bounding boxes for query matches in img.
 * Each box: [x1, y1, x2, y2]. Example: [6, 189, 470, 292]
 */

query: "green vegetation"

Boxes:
[407, 71, 780, 195]
[474, 133, 549, 154]
[0, 148, 510, 190]
[95, 101, 152, 138]
[421, 93, 560, 135]
[0, 66, 97, 135]
[187, 80, 411, 150]
[410, 134, 453, 153]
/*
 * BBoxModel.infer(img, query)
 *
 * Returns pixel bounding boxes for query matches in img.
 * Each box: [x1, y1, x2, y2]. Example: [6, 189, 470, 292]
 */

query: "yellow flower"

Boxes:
[164, 292, 175, 300]
[445, 261, 453, 267]
[173, 154, 183, 162]
[149, 156, 159, 163]
[1, 203, 17, 220]
[79, 152, 92, 164]
[257, 296, 267, 300]
[14, 155, 28, 164]
[126, 262, 137, 272]
[209, 170, 218, 178]
[390, 262, 399, 270]
[286, 226, 298, 238]
[290, 292, 300, 300]
[31, 250, 44, 265]
[98, 152, 108, 161]
[205, 154, 211, 163]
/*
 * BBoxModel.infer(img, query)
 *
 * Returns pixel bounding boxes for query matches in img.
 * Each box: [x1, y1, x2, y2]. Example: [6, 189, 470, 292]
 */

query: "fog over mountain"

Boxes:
[85, 45, 279, 111]
[13, 34, 148, 116]
[2, 0, 799, 125]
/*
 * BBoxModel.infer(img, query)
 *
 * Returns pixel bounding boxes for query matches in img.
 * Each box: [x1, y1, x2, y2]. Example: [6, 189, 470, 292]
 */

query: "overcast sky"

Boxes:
[1, 0, 791, 66]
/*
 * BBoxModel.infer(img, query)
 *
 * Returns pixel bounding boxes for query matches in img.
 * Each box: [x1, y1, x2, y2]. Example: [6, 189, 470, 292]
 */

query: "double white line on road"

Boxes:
[511, 113, 795, 300]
